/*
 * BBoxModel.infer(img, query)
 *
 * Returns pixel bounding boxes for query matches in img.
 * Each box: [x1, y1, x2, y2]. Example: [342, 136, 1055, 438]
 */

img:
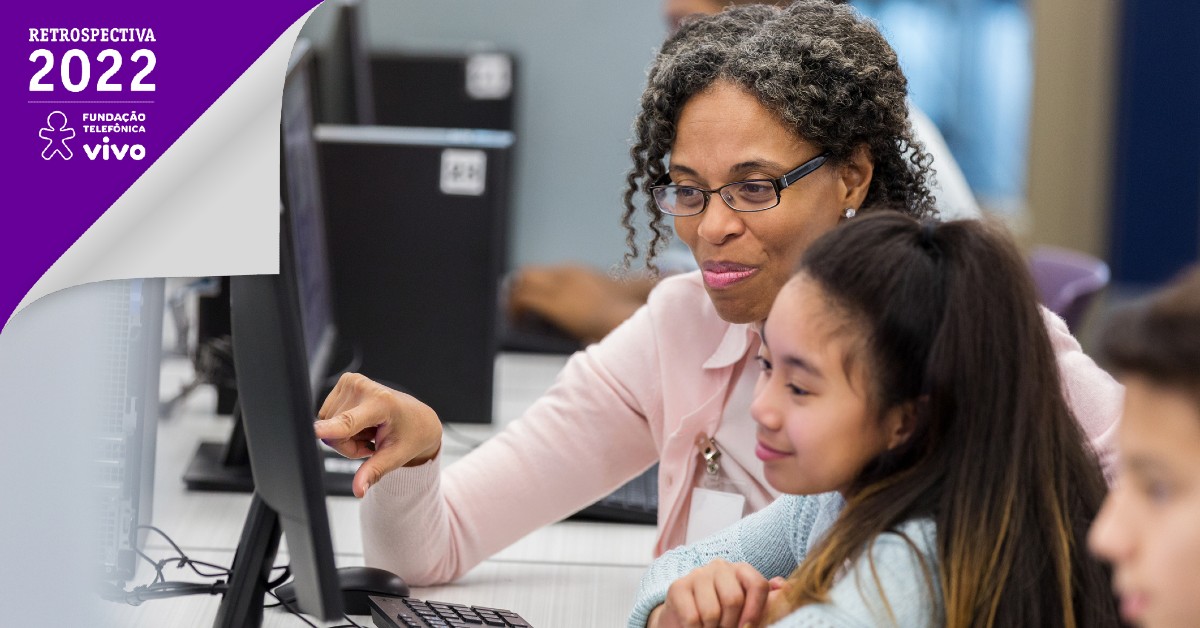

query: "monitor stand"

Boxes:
[215, 494, 281, 628]
[182, 402, 360, 496]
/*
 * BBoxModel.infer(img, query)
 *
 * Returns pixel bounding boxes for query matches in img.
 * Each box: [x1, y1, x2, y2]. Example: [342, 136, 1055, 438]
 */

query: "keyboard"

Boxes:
[568, 464, 658, 525]
[369, 595, 534, 627]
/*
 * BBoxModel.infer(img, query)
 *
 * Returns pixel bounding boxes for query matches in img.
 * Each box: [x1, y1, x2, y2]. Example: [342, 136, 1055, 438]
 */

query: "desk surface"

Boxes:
[99, 352, 657, 627]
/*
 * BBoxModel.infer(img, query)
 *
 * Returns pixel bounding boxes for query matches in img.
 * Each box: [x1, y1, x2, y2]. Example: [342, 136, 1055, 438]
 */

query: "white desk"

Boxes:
[99, 352, 657, 627]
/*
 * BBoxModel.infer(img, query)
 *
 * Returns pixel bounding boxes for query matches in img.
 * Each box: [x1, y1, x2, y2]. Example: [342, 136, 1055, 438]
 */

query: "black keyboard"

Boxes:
[369, 595, 534, 627]
[568, 464, 658, 525]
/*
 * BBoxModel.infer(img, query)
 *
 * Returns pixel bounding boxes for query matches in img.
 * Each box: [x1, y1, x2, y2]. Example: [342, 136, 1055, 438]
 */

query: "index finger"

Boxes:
[317, 372, 359, 421]
[735, 567, 771, 627]
[314, 407, 370, 441]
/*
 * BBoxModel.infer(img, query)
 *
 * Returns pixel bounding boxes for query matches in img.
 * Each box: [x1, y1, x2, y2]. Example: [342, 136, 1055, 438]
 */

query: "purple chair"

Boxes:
[1028, 246, 1111, 331]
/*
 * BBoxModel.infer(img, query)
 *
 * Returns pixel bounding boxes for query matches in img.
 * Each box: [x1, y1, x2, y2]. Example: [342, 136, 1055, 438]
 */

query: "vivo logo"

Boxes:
[83, 136, 146, 161]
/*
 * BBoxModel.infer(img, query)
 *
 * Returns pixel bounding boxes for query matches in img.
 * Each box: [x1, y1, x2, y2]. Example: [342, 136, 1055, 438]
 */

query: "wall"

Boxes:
[1025, 0, 1119, 257]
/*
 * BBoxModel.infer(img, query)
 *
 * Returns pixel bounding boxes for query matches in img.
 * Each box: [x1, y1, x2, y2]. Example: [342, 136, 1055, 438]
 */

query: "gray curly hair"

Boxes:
[622, 0, 936, 269]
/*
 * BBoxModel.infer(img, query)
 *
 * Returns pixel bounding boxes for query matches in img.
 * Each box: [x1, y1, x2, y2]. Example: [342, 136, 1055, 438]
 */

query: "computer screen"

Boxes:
[182, 38, 352, 495]
[282, 38, 337, 395]
[216, 212, 341, 627]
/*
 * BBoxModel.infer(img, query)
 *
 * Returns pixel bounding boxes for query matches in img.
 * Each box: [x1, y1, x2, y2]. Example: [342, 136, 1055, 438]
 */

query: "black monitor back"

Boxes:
[224, 239, 341, 624]
[370, 52, 515, 131]
[317, 125, 513, 423]
[314, 0, 375, 125]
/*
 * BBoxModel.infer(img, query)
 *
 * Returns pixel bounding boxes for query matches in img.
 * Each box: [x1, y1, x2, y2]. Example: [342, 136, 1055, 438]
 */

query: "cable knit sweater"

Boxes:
[628, 492, 941, 627]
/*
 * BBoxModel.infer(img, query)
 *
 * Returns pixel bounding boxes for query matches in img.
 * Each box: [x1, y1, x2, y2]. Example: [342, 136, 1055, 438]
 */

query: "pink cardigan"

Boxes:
[359, 271, 1121, 585]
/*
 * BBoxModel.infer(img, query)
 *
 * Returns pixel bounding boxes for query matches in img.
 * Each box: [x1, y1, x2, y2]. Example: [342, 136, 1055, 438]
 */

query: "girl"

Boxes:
[633, 214, 1119, 627]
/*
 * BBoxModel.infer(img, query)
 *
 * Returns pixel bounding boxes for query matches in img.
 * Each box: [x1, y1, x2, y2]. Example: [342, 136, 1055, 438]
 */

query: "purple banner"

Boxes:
[2, 1, 320, 328]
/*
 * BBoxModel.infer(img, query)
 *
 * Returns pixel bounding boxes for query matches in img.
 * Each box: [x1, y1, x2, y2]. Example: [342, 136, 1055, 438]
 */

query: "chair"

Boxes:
[1028, 246, 1111, 331]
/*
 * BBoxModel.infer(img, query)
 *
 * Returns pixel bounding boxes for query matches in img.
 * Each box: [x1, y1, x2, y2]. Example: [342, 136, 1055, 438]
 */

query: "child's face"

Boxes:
[750, 276, 903, 496]
[1089, 375, 1200, 627]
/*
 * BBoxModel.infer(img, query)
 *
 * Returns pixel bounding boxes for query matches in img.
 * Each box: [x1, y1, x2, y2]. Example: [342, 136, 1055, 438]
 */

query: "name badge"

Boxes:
[685, 486, 747, 544]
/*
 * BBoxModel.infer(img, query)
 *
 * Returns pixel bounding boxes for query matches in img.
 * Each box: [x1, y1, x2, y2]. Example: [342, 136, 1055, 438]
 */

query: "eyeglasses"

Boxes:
[649, 152, 830, 217]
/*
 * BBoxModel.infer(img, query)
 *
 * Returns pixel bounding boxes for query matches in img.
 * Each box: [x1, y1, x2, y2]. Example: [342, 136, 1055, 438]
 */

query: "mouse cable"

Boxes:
[102, 524, 289, 611]
[267, 588, 365, 628]
[97, 578, 229, 605]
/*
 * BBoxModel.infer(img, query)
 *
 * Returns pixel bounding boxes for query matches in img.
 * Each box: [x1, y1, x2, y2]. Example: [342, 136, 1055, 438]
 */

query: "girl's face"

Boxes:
[750, 275, 907, 496]
[670, 81, 872, 325]
[1089, 375, 1200, 627]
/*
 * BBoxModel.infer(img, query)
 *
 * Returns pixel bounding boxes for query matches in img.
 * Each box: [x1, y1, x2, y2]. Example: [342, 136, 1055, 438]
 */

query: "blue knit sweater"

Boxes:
[628, 492, 942, 627]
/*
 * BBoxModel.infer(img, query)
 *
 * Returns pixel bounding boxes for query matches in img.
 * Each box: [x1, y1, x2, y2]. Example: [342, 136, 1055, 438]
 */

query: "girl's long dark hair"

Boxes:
[784, 213, 1118, 627]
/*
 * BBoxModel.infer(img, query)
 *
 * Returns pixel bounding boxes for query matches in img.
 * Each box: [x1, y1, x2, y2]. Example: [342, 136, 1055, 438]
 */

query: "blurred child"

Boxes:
[1089, 266, 1200, 627]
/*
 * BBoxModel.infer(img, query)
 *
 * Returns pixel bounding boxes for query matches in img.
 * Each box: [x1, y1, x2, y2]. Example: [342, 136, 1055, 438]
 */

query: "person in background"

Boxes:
[508, 0, 981, 346]
[1089, 266, 1200, 628]
[314, 1, 1120, 586]
[630, 214, 1118, 628]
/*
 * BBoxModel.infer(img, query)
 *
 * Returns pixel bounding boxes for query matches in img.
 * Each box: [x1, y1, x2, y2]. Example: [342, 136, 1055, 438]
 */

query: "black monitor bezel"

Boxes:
[215, 212, 342, 626]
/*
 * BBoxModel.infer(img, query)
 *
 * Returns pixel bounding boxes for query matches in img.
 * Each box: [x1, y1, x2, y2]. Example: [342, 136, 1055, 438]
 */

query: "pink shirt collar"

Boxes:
[702, 320, 763, 370]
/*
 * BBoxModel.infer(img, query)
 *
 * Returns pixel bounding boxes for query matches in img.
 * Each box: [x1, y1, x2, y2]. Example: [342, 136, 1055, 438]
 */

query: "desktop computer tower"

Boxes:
[369, 52, 515, 131]
[95, 278, 164, 582]
[316, 125, 514, 423]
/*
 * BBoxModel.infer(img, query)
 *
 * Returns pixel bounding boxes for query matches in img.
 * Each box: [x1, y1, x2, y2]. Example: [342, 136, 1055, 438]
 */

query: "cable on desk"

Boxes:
[103, 525, 297, 619]
[116, 526, 355, 626]
[267, 588, 365, 628]
[136, 524, 233, 580]
[97, 579, 229, 606]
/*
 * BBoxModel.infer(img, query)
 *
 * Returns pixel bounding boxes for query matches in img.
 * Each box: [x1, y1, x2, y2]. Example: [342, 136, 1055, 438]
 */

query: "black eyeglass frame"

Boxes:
[649, 152, 831, 217]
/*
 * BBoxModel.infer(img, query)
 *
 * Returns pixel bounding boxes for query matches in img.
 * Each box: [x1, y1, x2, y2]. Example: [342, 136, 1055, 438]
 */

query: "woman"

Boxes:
[314, 1, 1120, 585]
[632, 214, 1118, 627]
[507, 0, 980, 346]
[1089, 266, 1200, 627]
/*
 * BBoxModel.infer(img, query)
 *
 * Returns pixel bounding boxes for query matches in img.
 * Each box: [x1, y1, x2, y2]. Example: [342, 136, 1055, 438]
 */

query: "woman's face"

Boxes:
[1089, 375, 1200, 627]
[750, 276, 905, 496]
[670, 81, 872, 324]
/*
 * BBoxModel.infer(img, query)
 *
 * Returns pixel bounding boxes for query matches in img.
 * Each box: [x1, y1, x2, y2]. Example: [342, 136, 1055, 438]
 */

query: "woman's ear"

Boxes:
[837, 144, 874, 210]
[883, 398, 918, 451]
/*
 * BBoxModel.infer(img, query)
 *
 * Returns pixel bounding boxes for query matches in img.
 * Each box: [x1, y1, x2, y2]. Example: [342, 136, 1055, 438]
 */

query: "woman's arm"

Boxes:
[1042, 307, 1123, 477]
[360, 302, 666, 585]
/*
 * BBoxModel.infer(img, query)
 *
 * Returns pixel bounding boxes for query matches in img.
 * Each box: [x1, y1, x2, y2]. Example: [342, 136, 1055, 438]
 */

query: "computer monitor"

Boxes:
[183, 39, 356, 495]
[215, 213, 341, 627]
[339, 0, 375, 125]
[281, 38, 338, 395]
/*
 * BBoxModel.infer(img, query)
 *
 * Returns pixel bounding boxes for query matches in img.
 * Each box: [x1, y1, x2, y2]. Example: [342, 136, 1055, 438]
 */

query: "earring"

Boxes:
[843, 207, 857, 219]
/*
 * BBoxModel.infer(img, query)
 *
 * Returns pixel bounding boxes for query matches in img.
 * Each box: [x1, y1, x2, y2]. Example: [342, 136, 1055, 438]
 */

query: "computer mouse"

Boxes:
[274, 566, 410, 616]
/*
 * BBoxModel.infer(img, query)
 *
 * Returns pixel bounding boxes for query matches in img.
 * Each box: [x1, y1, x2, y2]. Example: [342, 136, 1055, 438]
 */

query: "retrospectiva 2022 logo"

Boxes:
[28, 26, 157, 163]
